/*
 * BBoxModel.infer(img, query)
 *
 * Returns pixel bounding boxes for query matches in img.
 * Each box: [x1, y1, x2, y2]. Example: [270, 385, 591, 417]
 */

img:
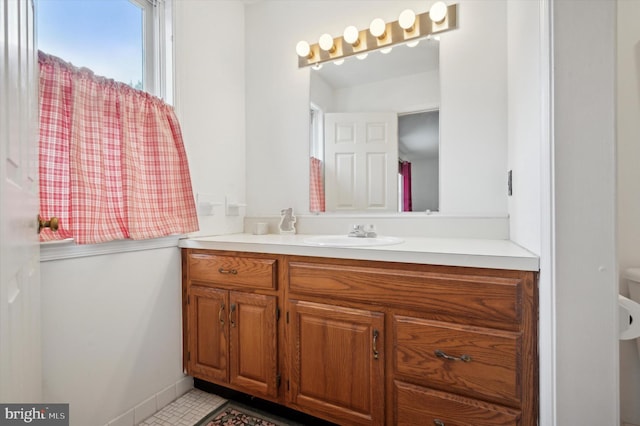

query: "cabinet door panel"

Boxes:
[394, 315, 520, 405]
[188, 286, 228, 382]
[289, 300, 384, 426]
[189, 252, 277, 289]
[395, 381, 521, 426]
[288, 261, 522, 329]
[229, 292, 278, 398]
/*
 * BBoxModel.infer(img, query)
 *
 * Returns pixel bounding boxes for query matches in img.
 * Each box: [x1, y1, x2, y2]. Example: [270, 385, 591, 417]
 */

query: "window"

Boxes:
[37, 0, 186, 258]
[36, 0, 173, 103]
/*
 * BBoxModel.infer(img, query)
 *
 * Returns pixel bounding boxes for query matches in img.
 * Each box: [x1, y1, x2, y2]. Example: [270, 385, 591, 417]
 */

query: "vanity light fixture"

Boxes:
[296, 3, 458, 68]
[295, 40, 313, 59]
[380, 47, 393, 54]
[406, 39, 420, 48]
[334, 59, 345, 66]
[398, 9, 417, 32]
[356, 52, 368, 60]
[318, 33, 336, 53]
[369, 18, 387, 39]
[429, 1, 448, 24]
[343, 25, 360, 46]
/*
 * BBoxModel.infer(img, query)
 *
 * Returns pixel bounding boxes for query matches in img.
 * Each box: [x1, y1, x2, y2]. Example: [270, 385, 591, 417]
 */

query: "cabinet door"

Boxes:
[188, 286, 228, 382]
[289, 300, 384, 426]
[395, 381, 521, 426]
[229, 291, 278, 398]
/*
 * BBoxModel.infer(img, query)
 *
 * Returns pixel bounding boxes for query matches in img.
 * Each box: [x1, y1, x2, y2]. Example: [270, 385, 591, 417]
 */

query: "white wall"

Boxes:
[245, 0, 508, 217]
[411, 157, 439, 212]
[506, 0, 542, 255]
[505, 2, 553, 423]
[438, 0, 507, 215]
[617, 0, 640, 423]
[41, 248, 186, 426]
[331, 70, 439, 113]
[553, 0, 619, 424]
[174, 0, 246, 237]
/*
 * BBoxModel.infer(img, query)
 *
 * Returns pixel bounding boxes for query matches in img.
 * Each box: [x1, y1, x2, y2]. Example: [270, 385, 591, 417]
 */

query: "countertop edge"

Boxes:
[178, 235, 540, 272]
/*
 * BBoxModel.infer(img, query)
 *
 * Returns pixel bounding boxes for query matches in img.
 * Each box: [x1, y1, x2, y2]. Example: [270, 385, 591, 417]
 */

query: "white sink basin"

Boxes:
[302, 235, 404, 248]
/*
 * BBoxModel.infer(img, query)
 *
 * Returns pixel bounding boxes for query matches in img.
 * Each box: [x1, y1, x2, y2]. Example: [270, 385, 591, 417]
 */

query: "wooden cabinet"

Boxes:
[182, 249, 538, 426]
[285, 257, 537, 426]
[184, 251, 279, 399]
[188, 286, 227, 382]
[288, 300, 385, 426]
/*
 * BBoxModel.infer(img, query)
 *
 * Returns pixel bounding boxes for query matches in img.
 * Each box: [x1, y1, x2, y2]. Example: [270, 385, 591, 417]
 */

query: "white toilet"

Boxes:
[620, 268, 640, 342]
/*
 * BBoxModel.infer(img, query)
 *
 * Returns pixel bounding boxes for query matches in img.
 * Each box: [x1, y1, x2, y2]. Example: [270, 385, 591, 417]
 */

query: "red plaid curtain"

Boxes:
[399, 160, 412, 212]
[309, 156, 325, 212]
[38, 51, 199, 244]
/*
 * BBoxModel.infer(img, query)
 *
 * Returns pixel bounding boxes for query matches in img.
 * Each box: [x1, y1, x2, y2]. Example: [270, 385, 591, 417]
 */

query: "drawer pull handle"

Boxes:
[434, 420, 445, 426]
[435, 349, 472, 363]
[218, 303, 225, 326]
[229, 303, 237, 328]
[218, 268, 238, 275]
[372, 329, 380, 360]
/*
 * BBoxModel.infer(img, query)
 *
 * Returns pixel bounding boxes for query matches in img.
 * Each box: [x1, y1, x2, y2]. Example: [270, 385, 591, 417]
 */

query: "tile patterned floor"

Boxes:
[138, 389, 226, 426]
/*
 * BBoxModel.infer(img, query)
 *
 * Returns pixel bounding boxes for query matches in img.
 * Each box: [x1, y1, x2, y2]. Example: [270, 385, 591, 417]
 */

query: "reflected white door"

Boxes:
[0, 0, 42, 402]
[324, 113, 398, 212]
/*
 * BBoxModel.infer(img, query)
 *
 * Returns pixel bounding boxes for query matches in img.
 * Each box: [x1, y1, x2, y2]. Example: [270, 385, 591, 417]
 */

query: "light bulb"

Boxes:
[343, 26, 360, 45]
[296, 40, 311, 58]
[334, 59, 345, 66]
[380, 47, 392, 54]
[319, 33, 335, 52]
[369, 18, 386, 38]
[398, 9, 416, 31]
[406, 39, 420, 48]
[356, 53, 368, 60]
[429, 1, 448, 24]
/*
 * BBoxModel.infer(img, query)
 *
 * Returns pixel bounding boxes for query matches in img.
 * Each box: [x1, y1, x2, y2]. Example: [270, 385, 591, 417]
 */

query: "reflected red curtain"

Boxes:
[399, 161, 412, 212]
[309, 156, 325, 212]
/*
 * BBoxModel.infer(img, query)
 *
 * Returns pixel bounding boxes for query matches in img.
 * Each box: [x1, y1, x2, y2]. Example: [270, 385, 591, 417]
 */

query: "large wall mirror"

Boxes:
[309, 39, 440, 213]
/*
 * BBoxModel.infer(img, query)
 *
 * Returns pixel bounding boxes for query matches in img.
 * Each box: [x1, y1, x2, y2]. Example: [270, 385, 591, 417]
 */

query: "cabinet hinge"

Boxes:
[286, 311, 289, 323]
[187, 351, 190, 361]
[276, 373, 281, 388]
[276, 307, 281, 321]
[187, 295, 190, 305]
[287, 380, 290, 391]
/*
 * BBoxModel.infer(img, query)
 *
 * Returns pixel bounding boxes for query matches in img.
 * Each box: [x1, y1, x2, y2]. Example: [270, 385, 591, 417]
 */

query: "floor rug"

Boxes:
[196, 401, 302, 426]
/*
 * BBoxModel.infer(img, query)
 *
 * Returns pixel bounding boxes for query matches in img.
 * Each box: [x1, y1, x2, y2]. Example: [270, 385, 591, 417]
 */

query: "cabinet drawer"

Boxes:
[394, 315, 520, 406]
[188, 252, 276, 290]
[395, 381, 521, 426]
[288, 260, 522, 327]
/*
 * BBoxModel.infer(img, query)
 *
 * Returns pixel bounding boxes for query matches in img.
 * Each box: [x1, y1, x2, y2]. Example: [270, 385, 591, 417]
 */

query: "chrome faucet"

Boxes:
[348, 224, 377, 238]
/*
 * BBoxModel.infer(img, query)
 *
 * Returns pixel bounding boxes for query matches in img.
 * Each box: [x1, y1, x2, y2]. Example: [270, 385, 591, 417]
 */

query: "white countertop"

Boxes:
[179, 234, 539, 271]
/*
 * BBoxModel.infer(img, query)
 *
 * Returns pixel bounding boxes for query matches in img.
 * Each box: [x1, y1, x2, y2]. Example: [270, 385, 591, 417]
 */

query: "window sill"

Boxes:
[40, 235, 182, 262]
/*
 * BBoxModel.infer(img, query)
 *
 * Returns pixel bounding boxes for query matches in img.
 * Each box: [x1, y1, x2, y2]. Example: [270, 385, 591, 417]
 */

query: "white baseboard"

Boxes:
[105, 376, 194, 426]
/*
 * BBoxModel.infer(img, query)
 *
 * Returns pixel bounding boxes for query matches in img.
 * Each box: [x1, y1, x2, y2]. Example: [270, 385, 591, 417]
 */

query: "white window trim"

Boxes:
[129, 0, 173, 103]
[40, 235, 183, 262]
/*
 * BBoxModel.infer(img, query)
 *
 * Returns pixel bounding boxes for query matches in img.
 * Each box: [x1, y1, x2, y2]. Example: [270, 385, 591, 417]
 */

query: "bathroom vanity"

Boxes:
[180, 235, 538, 425]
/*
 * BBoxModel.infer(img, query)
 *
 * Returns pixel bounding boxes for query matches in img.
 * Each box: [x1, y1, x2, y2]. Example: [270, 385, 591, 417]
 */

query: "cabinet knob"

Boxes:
[219, 303, 225, 326]
[434, 420, 445, 426]
[229, 303, 237, 327]
[37, 215, 59, 233]
[218, 267, 238, 275]
[372, 329, 379, 360]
